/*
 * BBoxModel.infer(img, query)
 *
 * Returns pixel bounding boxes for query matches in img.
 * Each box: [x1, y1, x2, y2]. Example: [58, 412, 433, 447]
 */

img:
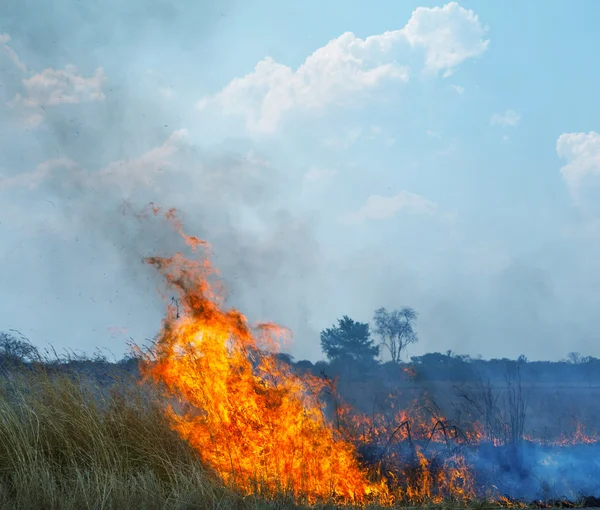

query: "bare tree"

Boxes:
[372, 307, 418, 363]
[504, 366, 527, 445]
[454, 366, 528, 448]
[454, 376, 502, 444]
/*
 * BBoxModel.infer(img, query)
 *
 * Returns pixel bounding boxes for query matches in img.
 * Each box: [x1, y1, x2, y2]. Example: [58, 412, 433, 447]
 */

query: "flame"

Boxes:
[555, 421, 599, 445]
[134, 204, 599, 506]
[340, 395, 476, 503]
[401, 450, 474, 504]
[402, 366, 417, 379]
[347, 395, 478, 447]
[524, 420, 599, 446]
[140, 206, 381, 504]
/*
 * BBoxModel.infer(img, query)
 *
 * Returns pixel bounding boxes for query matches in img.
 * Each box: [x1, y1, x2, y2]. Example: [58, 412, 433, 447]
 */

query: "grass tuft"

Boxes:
[0, 365, 241, 509]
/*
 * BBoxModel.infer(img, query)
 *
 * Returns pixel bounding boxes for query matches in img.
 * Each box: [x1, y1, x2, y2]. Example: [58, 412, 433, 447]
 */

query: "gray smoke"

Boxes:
[0, 0, 323, 360]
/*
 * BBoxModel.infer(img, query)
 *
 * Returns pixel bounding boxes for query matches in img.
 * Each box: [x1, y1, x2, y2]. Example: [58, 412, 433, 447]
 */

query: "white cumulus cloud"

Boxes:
[556, 131, 600, 193]
[2, 33, 107, 128]
[197, 2, 488, 133]
[10, 65, 106, 108]
[401, 2, 488, 77]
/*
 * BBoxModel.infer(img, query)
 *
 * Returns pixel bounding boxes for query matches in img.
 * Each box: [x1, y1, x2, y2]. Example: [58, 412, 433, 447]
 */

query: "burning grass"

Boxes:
[0, 364, 488, 509]
[0, 366, 229, 509]
[140, 258, 380, 504]
[0, 364, 387, 509]
[137, 205, 488, 506]
[0, 365, 598, 510]
[0, 205, 598, 508]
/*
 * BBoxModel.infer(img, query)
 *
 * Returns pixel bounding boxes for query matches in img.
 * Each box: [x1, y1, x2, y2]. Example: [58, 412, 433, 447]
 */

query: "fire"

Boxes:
[139, 206, 381, 504]
[340, 395, 476, 503]
[133, 205, 596, 506]
[401, 450, 474, 504]
[524, 421, 599, 446]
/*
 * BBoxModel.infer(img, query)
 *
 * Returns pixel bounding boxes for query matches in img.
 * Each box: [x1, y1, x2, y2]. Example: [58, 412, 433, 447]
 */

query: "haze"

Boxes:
[1, 1, 600, 362]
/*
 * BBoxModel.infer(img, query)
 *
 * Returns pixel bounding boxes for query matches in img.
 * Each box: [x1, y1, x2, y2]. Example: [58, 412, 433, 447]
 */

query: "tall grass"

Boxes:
[0, 364, 293, 509]
[0, 363, 523, 509]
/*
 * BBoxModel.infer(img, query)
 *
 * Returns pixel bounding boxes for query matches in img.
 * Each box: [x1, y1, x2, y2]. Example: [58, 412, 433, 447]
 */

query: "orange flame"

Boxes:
[524, 420, 599, 446]
[134, 205, 539, 505]
[140, 206, 382, 504]
[340, 394, 476, 503]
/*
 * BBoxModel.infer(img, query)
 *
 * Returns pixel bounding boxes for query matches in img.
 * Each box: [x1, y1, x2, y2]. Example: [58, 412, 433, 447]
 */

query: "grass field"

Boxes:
[0, 363, 597, 509]
[0, 365, 392, 509]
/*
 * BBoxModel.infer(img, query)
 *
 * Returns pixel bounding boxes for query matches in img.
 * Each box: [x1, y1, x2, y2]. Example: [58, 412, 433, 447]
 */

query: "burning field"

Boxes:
[0, 205, 599, 509]
[135, 205, 600, 506]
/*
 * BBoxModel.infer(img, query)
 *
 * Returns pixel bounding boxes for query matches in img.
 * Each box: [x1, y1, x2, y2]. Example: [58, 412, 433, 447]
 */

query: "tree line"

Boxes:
[320, 306, 419, 365]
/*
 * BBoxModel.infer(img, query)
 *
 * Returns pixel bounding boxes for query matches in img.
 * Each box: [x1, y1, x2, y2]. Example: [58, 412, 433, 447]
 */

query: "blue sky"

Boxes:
[1, 1, 600, 362]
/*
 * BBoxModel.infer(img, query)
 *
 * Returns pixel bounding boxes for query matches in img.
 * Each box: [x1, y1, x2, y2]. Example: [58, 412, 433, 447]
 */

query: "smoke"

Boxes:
[326, 234, 600, 362]
[0, 0, 323, 360]
[468, 443, 600, 500]
[3, 0, 600, 364]
[1, 128, 324, 359]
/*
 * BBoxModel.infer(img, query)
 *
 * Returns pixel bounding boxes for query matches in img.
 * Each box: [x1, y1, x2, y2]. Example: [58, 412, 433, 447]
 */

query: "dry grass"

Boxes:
[0, 364, 419, 509]
[0, 364, 268, 509]
[0, 364, 569, 510]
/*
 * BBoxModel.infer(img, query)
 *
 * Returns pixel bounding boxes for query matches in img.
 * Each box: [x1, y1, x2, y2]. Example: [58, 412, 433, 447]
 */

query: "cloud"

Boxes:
[451, 84, 465, 94]
[0, 130, 187, 195]
[490, 109, 521, 127]
[197, 47, 408, 134]
[10, 65, 106, 109]
[0, 158, 78, 191]
[0, 33, 26, 72]
[96, 129, 187, 193]
[197, 2, 488, 133]
[1, 34, 106, 127]
[304, 166, 337, 184]
[401, 2, 489, 77]
[352, 191, 438, 221]
[556, 131, 600, 193]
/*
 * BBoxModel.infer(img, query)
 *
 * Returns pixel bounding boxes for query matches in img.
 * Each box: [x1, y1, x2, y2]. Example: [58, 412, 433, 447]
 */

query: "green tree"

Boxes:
[320, 316, 379, 364]
[372, 306, 418, 363]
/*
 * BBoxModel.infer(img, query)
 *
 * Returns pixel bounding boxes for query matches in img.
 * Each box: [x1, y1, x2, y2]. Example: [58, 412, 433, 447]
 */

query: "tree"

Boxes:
[320, 316, 379, 365]
[372, 306, 418, 363]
